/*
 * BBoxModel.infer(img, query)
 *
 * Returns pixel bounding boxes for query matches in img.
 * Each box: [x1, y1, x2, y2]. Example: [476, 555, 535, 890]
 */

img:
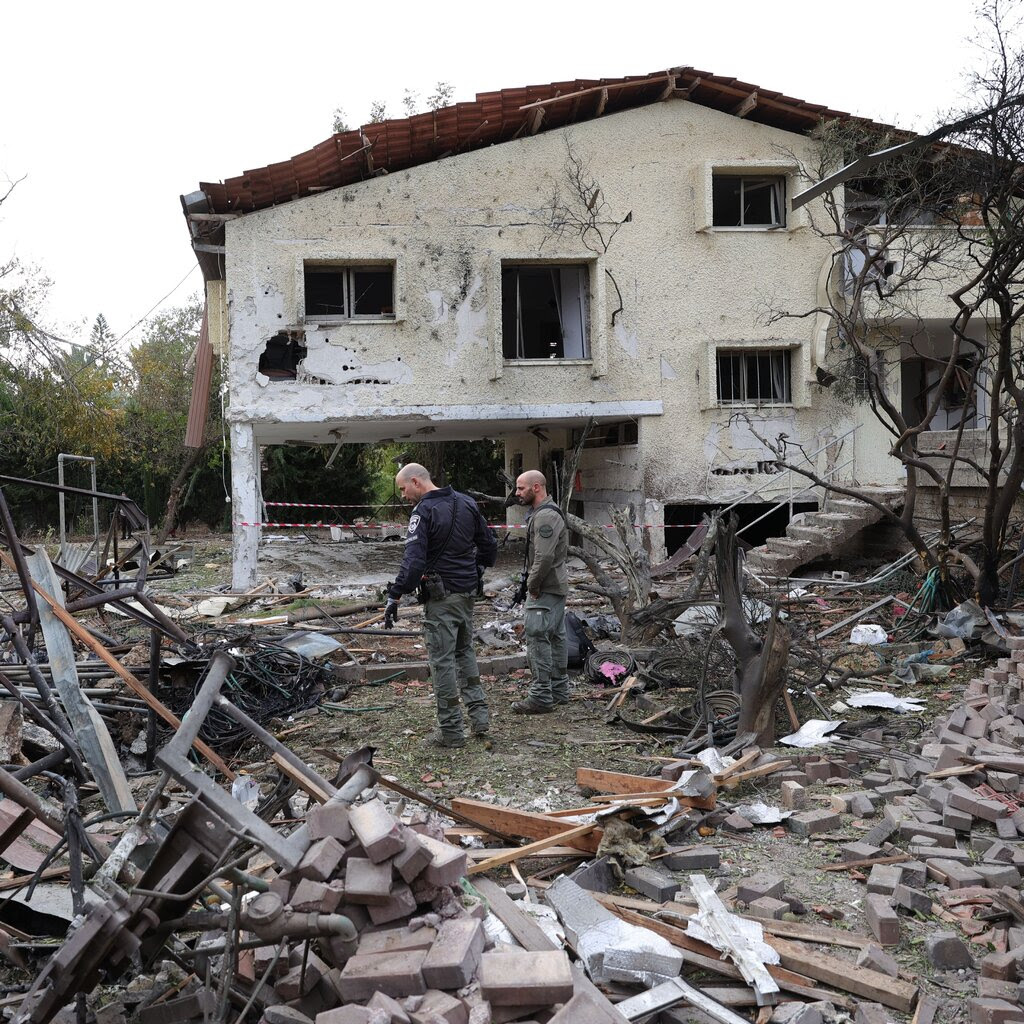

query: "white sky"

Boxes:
[0, 0, 987, 344]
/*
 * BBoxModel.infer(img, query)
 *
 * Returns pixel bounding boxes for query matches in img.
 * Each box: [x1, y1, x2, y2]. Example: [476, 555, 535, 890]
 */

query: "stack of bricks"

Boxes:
[230, 795, 583, 1024]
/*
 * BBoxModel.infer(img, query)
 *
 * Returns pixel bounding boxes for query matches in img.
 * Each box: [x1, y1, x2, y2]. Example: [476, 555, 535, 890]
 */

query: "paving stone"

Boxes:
[849, 793, 877, 818]
[344, 857, 393, 906]
[788, 810, 840, 836]
[913, 845, 972, 863]
[976, 864, 1023, 889]
[899, 821, 957, 847]
[926, 930, 973, 969]
[854, 1004, 892, 1024]
[661, 847, 720, 871]
[943, 806, 974, 831]
[866, 864, 900, 896]
[736, 873, 786, 904]
[948, 790, 1010, 822]
[314, 1008, 386, 1024]
[780, 781, 807, 810]
[349, 799, 406, 864]
[840, 842, 881, 863]
[412, 990, 469, 1024]
[981, 948, 1024, 982]
[861, 772, 892, 790]
[747, 896, 788, 920]
[979, 977, 1021, 1000]
[367, 882, 418, 925]
[899, 861, 928, 888]
[623, 865, 680, 902]
[394, 829, 433, 884]
[863, 819, 898, 847]
[307, 803, 353, 843]
[804, 761, 833, 783]
[928, 859, 984, 889]
[856, 944, 900, 978]
[356, 926, 437, 957]
[477, 950, 574, 1006]
[863, 894, 899, 946]
[298, 837, 346, 882]
[892, 883, 932, 915]
[422, 918, 485, 989]
[997, 816, 1020, 840]
[336, 949, 428, 1002]
[366, 993, 411, 1024]
[418, 833, 468, 887]
[966, 997, 1024, 1024]
[875, 783, 915, 799]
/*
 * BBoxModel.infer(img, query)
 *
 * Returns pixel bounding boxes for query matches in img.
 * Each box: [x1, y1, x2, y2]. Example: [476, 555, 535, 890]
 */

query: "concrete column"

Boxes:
[230, 421, 261, 590]
[643, 498, 667, 565]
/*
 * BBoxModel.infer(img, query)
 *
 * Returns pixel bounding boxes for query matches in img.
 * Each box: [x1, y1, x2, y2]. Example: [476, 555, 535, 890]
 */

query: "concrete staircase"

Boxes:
[743, 486, 904, 579]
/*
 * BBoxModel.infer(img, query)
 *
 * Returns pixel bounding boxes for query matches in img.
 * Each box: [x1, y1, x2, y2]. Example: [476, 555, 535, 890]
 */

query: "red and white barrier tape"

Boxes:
[239, 521, 700, 530]
[264, 501, 391, 509]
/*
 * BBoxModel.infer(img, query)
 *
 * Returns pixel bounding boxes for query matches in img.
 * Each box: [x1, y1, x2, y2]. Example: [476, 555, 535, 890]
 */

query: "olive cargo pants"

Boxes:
[524, 592, 570, 707]
[423, 593, 489, 739]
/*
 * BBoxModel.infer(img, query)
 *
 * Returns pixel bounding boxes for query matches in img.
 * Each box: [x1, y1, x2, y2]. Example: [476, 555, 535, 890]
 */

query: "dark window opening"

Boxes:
[664, 501, 817, 556]
[509, 451, 524, 480]
[717, 348, 792, 406]
[304, 264, 395, 320]
[570, 421, 639, 449]
[712, 175, 786, 227]
[501, 265, 589, 360]
[258, 333, 307, 381]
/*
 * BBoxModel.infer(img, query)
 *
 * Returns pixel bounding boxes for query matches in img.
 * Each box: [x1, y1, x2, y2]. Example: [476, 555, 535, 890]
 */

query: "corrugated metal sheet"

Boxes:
[192, 66, 871, 217]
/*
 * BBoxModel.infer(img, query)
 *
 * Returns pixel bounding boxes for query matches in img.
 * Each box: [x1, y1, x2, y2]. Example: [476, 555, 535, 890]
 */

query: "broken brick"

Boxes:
[477, 950, 573, 1006]
[348, 799, 405, 863]
[863, 894, 899, 946]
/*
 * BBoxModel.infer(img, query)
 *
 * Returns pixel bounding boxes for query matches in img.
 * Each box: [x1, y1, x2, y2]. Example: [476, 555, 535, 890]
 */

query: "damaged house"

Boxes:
[181, 68, 984, 588]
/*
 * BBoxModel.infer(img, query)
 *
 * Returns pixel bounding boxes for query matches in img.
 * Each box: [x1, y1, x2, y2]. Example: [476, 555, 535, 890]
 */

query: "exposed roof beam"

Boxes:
[657, 75, 678, 101]
[188, 212, 241, 222]
[595, 87, 608, 117]
[733, 91, 758, 118]
[674, 77, 702, 100]
[518, 74, 674, 112]
[527, 108, 545, 135]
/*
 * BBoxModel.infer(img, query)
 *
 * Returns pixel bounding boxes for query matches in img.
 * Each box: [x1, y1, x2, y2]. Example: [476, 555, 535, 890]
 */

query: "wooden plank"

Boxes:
[450, 798, 602, 853]
[26, 549, 137, 814]
[271, 753, 332, 804]
[821, 854, 911, 872]
[720, 763, 786, 788]
[0, 551, 235, 780]
[770, 938, 917, 1012]
[714, 749, 761, 780]
[467, 824, 597, 876]
[576, 768, 716, 809]
[471, 877, 559, 951]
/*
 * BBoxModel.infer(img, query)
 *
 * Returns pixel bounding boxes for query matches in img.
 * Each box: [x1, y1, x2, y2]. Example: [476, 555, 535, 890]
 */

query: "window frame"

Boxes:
[712, 174, 787, 229]
[716, 347, 793, 407]
[570, 420, 639, 449]
[500, 262, 592, 362]
[302, 261, 397, 323]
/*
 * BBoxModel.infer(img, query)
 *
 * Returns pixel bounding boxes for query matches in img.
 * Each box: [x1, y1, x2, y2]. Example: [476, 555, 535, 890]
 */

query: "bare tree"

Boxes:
[764, 2, 1024, 607]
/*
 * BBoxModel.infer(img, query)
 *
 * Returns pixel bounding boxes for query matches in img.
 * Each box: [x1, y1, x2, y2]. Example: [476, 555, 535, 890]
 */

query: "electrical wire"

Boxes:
[116, 265, 200, 344]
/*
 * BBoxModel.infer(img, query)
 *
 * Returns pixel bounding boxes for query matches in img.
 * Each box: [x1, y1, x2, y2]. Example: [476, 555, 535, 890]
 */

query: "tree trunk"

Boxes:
[156, 445, 207, 545]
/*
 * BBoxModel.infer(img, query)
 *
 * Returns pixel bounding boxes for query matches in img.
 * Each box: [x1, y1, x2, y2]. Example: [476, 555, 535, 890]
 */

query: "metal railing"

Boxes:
[714, 424, 862, 539]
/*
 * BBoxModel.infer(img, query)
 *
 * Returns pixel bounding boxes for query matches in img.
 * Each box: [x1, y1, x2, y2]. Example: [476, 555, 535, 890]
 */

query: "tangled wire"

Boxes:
[160, 627, 333, 750]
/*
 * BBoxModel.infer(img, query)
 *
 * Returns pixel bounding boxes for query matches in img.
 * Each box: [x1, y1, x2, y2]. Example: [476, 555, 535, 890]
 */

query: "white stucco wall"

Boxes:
[222, 98, 929, 581]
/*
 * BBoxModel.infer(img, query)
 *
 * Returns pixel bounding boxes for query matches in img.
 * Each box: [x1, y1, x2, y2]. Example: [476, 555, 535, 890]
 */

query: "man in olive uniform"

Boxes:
[512, 470, 570, 714]
[383, 463, 497, 747]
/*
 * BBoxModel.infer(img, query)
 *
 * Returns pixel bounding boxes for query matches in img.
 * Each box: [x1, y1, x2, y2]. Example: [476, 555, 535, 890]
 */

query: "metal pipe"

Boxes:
[0, 487, 38, 637]
[13, 750, 69, 781]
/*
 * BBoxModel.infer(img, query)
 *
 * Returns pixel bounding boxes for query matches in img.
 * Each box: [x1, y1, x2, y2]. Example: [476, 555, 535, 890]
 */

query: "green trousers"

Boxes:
[524, 592, 569, 707]
[423, 592, 489, 738]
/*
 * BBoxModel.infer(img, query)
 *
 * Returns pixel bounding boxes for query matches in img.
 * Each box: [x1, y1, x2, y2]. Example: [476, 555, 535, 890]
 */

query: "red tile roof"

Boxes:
[191, 66, 868, 216]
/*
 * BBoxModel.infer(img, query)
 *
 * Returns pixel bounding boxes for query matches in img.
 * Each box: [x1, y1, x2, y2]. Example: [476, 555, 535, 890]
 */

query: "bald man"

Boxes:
[385, 463, 497, 747]
[512, 470, 570, 714]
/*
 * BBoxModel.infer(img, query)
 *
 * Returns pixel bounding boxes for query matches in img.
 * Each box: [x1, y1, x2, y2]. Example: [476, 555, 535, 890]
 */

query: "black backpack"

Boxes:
[565, 612, 596, 668]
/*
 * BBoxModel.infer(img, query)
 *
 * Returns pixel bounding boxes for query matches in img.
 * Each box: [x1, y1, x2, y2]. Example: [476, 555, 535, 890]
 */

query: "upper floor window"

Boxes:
[712, 175, 786, 228]
[304, 263, 395, 321]
[717, 348, 792, 406]
[502, 264, 589, 360]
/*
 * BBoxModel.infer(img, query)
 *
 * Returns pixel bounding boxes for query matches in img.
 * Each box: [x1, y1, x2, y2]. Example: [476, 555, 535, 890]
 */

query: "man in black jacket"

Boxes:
[383, 463, 497, 747]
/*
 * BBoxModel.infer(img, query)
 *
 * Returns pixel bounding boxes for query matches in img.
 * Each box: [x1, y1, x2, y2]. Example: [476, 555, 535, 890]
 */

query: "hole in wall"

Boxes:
[258, 332, 307, 381]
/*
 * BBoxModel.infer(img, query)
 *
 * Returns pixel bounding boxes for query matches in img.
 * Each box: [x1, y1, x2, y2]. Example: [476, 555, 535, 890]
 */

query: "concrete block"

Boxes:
[567, 855, 617, 892]
[861, 772, 892, 789]
[948, 789, 1010, 821]
[899, 861, 927, 888]
[805, 761, 833, 783]
[336, 949, 428, 1002]
[747, 896, 788, 920]
[736, 873, 786, 903]
[547, 986, 629, 1023]
[863, 894, 899, 946]
[623, 865, 680, 902]
[997, 816, 1020, 840]
[661, 848, 720, 871]
[477, 950, 573, 1006]
[943, 806, 974, 831]
[912, 844, 972, 863]
[298, 837, 346, 882]
[976, 864, 1023, 889]
[840, 842, 881, 863]
[899, 821, 957, 847]
[979, 977, 1021, 1000]
[264, 1009, 316, 1024]
[928, 859, 984, 889]
[366, 993, 412, 1024]
[966, 997, 1024, 1024]
[291, 879, 341, 913]
[788, 810, 840, 836]
[412, 990, 469, 1024]
[394, 829, 433, 884]
[418, 833, 468, 888]
[345, 857, 393, 906]
[856, 944, 900, 978]
[926, 931, 973, 969]
[314, 1009, 387, 1024]
[422, 918, 485, 989]
[367, 881, 418, 925]
[892, 883, 932, 915]
[866, 864, 901, 896]
[854, 1005, 892, 1024]
[849, 793, 877, 818]
[981, 948, 1024, 982]
[356, 926, 437, 957]
[349, 799, 405, 863]
[307, 803, 352, 843]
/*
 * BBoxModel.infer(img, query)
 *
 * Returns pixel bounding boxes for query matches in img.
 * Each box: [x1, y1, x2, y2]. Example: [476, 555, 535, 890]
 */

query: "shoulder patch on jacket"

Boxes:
[408, 514, 421, 534]
[538, 523, 554, 538]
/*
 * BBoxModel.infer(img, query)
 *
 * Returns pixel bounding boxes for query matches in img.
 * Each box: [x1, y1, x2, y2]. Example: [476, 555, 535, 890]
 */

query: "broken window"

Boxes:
[716, 348, 792, 406]
[501, 265, 589, 360]
[304, 264, 395, 320]
[712, 175, 786, 228]
[570, 421, 638, 448]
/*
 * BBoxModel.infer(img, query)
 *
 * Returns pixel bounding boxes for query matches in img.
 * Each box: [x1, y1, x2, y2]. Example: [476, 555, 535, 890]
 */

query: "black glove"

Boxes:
[383, 598, 400, 629]
[512, 576, 528, 606]
[476, 565, 485, 597]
